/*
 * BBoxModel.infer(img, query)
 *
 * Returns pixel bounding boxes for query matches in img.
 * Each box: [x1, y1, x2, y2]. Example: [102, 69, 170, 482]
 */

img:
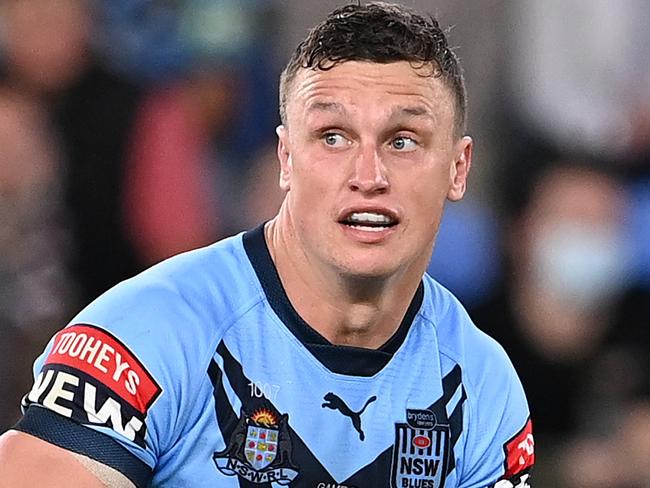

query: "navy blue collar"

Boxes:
[243, 224, 424, 376]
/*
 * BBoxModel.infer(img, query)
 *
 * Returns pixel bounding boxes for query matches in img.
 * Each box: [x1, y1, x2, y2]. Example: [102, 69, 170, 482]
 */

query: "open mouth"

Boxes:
[339, 211, 399, 232]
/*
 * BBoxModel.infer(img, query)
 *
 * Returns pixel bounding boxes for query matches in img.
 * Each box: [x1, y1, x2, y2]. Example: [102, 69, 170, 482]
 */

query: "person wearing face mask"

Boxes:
[471, 161, 649, 486]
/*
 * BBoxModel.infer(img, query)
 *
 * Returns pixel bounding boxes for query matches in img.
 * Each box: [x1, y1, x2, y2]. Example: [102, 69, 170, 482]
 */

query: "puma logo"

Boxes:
[321, 392, 377, 441]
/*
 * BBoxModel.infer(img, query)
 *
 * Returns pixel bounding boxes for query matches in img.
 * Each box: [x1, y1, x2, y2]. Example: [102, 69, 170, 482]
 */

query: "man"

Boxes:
[0, 3, 534, 487]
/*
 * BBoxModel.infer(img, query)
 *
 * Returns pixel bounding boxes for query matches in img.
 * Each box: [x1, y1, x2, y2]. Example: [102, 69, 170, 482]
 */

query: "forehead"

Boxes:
[286, 61, 455, 124]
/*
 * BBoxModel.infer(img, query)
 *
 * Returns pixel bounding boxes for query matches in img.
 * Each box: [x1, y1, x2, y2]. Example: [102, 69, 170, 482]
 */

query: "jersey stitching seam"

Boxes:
[199, 294, 266, 381]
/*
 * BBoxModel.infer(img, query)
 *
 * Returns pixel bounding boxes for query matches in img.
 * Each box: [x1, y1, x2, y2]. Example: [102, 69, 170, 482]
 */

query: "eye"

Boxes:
[322, 132, 348, 147]
[391, 136, 418, 151]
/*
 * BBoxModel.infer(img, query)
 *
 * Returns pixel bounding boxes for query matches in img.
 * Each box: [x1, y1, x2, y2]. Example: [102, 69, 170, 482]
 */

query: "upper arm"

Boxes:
[0, 430, 127, 488]
[9, 254, 231, 487]
[457, 342, 535, 488]
[11, 281, 195, 487]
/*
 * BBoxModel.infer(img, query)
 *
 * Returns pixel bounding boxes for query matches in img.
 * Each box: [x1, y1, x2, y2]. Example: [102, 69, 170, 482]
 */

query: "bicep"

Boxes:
[0, 430, 117, 487]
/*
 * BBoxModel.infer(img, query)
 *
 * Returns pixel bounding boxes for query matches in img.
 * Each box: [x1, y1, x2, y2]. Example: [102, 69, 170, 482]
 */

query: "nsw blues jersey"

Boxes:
[16, 226, 534, 487]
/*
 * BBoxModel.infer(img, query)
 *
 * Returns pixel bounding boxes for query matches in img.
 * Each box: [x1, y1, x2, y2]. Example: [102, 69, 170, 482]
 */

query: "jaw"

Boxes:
[326, 223, 418, 282]
[271, 202, 431, 293]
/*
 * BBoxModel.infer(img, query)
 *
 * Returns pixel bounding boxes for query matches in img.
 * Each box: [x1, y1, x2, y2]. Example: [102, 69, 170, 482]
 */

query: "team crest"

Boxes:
[391, 409, 450, 488]
[213, 408, 299, 485]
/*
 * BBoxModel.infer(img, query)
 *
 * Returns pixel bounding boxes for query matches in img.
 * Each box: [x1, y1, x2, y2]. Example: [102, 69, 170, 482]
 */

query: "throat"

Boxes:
[264, 217, 412, 349]
[327, 306, 386, 348]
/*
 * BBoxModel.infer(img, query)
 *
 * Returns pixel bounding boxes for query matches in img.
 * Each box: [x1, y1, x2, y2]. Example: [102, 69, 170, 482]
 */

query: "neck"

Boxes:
[264, 215, 422, 349]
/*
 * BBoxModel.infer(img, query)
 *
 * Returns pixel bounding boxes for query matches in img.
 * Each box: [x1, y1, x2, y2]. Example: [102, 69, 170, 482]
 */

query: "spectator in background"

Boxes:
[238, 144, 285, 230]
[563, 401, 650, 488]
[497, 0, 650, 293]
[122, 69, 228, 265]
[505, 0, 650, 164]
[0, 57, 75, 431]
[1, 0, 143, 304]
[122, 0, 280, 264]
[0, 0, 144, 429]
[472, 161, 650, 487]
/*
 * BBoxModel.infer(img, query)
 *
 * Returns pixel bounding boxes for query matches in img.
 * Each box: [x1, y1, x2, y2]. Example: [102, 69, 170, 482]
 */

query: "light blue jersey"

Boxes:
[17, 226, 534, 487]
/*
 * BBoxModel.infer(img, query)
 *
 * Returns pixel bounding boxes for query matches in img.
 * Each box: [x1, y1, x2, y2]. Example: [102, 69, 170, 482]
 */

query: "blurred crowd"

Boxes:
[0, 1, 648, 487]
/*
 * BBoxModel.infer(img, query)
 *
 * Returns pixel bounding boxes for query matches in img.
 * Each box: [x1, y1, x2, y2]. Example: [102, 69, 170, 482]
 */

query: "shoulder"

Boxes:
[73, 232, 264, 352]
[53, 232, 267, 398]
[420, 275, 533, 485]
[420, 274, 526, 408]
[19, 232, 267, 472]
[39, 231, 266, 397]
[420, 274, 509, 364]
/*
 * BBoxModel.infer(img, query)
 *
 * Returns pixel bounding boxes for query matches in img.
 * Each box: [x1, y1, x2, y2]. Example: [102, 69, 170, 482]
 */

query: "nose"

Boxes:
[348, 144, 389, 194]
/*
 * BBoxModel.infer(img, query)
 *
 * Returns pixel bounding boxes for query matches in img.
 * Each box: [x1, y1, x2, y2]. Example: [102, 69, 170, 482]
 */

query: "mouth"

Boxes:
[338, 210, 399, 232]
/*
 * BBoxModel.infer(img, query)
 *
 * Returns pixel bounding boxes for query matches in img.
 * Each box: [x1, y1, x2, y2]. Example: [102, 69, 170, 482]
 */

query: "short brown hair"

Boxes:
[279, 2, 467, 136]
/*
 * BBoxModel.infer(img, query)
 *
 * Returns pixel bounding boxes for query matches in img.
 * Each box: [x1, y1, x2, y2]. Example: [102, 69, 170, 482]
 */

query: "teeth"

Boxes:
[348, 225, 387, 232]
[347, 212, 393, 225]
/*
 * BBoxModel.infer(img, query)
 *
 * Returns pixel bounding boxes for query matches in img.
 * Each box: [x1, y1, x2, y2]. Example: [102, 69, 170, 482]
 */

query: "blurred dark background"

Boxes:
[0, 1, 648, 486]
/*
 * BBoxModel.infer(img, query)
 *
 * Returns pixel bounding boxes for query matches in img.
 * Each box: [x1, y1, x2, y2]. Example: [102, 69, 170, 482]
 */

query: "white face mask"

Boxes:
[531, 223, 631, 311]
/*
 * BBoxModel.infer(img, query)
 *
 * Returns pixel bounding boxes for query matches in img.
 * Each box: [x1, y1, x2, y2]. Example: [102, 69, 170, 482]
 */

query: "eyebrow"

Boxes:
[391, 105, 432, 118]
[305, 101, 347, 115]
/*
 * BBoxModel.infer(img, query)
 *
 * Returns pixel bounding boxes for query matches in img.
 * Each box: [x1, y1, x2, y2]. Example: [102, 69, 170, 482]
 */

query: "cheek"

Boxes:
[404, 181, 448, 228]
[291, 156, 337, 195]
[406, 169, 449, 201]
[289, 168, 330, 213]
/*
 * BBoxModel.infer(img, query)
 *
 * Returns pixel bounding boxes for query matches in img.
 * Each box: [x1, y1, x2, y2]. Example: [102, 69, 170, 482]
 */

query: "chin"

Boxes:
[337, 243, 432, 283]
[335, 256, 401, 281]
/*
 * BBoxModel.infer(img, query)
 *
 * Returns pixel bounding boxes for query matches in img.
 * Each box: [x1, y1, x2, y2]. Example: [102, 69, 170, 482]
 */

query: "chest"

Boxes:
[153, 322, 466, 487]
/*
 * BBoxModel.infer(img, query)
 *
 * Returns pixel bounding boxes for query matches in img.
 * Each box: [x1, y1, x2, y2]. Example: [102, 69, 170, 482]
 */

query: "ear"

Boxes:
[447, 136, 473, 202]
[276, 125, 292, 191]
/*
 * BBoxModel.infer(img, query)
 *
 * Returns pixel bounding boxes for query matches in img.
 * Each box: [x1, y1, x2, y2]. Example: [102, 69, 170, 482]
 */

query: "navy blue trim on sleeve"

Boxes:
[14, 406, 153, 488]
